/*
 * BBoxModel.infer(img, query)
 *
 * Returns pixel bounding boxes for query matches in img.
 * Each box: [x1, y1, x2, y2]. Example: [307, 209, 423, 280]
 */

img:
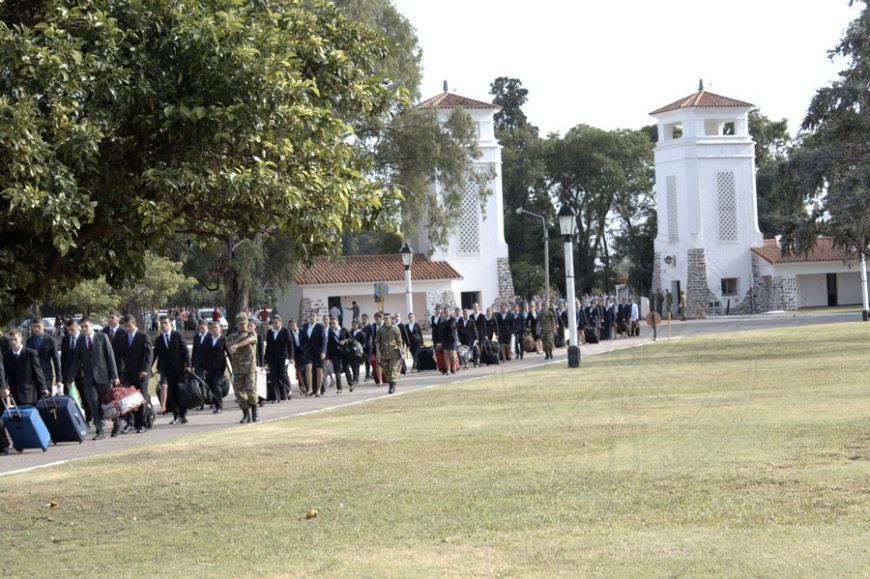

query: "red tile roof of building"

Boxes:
[751, 237, 854, 264]
[418, 91, 502, 111]
[295, 254, 463, 286]
[650, 90, 754, 115]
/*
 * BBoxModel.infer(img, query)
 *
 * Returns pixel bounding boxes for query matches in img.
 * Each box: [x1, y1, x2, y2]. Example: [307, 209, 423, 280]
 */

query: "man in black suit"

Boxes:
[119, 315, 153, 433]
[3, 330, 49, 405]
[203, 320, 228, 414]
[402, 313, 424, 372]
[458, 309, 480, 368]
[0, 353, 8, 455]
[264, 314, 292, 402]
[25, 317, 61, 394]
[103, 311, 128, 373]
[152, 315, 191, 425]
[361, 313, 378, 382]
[326, 317, 353, 393]
[64, 319, 119, 440]
[287, 319, 306, 396]
[191, 318, 209, 379]
[301, 310, 327, 396]
[496, 304, 514, 362]
[60, 319, 89, 423]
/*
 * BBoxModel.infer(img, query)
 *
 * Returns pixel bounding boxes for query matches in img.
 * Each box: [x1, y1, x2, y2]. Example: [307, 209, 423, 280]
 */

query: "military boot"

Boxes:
[239, 408, 251, 424]
[251, 405, 259, 423]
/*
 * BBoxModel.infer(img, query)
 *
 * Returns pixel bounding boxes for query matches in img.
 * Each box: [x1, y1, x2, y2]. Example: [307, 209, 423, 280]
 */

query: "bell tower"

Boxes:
[650, 83, 763, 316]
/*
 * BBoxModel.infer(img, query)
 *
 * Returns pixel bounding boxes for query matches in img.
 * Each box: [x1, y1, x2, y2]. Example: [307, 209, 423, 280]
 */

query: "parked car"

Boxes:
[197, 308, 228, 330]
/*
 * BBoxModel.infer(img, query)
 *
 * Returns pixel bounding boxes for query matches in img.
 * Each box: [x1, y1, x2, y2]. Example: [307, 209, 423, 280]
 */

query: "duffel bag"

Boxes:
[101, 386, 145, 420]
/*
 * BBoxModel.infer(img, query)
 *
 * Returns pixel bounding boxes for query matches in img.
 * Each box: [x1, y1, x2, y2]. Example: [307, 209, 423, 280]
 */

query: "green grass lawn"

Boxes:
[3, 323, 870, 577]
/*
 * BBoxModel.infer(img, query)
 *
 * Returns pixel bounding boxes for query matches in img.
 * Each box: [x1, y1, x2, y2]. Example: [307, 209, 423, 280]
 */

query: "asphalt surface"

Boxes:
[0, 311, 861, 476]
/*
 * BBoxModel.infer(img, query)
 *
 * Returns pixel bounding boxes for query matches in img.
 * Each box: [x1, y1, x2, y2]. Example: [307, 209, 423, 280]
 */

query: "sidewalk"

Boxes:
[0, 336, 653, 476]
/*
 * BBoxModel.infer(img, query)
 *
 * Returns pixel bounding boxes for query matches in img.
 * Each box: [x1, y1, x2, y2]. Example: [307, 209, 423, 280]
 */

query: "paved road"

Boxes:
[1, 311, 860, 476]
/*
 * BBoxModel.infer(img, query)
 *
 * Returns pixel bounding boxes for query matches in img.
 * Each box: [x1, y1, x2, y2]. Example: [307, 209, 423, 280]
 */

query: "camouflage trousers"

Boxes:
[234, 373, 258, 410]
[378, 356, 402, 384]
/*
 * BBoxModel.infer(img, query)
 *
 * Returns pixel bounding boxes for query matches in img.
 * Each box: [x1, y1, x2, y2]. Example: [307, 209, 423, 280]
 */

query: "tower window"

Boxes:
[723, 122, 735, 135]
[665, 122, 683, 140]
[458, 178, 480, 254]
[717, 172, 737, 241]
[666, 175, 678, 243]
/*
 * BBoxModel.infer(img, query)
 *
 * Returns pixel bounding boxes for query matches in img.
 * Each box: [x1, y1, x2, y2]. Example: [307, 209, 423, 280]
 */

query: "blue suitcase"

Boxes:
[37, 396, 87, 444]
[2, 399, 51, 452]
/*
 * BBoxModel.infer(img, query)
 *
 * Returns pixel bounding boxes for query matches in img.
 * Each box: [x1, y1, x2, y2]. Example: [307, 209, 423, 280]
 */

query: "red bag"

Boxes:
[101, 386, 145, 419]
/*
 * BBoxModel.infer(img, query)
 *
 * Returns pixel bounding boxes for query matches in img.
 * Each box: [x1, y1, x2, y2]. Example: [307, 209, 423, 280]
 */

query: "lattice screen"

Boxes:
[666, 175, 678, 243]
[458, 179, 480, 254]
[717, 172, 737, 241]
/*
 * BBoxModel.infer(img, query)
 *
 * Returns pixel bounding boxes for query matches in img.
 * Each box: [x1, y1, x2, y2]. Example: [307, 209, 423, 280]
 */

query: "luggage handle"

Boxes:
[2, 394, 23, 421]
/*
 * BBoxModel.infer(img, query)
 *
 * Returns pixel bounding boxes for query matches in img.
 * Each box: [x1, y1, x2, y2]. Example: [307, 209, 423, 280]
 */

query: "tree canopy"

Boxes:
[781, 0, 870, 257]
[0, 0, 404, 323]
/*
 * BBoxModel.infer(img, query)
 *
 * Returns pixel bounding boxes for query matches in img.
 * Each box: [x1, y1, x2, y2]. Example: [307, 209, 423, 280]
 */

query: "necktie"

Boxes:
[87, 336, 93, 352]
[128, 332, 134, 347]
[164, 333, 170, 348]
[110, 328, 115, 339]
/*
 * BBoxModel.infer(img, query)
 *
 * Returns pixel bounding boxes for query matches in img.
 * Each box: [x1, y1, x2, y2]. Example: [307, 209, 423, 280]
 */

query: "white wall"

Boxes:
[796, 274, 828, 308]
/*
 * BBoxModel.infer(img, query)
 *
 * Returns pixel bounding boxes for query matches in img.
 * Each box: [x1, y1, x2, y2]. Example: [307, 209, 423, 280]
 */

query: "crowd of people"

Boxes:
[0, 295, 643, 455]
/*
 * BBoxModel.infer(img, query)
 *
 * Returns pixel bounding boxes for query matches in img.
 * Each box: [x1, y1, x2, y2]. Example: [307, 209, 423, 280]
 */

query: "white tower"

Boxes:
[415, 89, 513, 311]
[650, 84, 764, 316]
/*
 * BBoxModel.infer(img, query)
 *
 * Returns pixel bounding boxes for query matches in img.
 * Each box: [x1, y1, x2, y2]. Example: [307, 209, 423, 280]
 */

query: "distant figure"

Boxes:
[329, 302, 343, 327]
[344, 301, 360, 327]
[665, 290, 673, 318]
[680, 291, 687, 320]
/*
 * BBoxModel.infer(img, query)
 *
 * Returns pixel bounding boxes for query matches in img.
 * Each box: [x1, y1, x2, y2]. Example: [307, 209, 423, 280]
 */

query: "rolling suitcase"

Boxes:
[36, 396, 87, 444]
[584, 326, 599, 344]
[416, 347, 437, 371]
[2, 398, 51, 452]
[435, 344, 448, 374]
[480, 339, 499, 365]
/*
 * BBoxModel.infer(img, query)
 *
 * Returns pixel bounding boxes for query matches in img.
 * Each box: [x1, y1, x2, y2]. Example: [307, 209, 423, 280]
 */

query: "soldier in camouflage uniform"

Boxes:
[540, 304, 557, 360]
[228, 314, 260, 423]
[375, 313, 403, 394]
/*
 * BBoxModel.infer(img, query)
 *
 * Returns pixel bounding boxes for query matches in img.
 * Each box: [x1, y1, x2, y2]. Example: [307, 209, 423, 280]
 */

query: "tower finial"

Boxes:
[443, 80, 448, 93]
[698, 78, 704, 92]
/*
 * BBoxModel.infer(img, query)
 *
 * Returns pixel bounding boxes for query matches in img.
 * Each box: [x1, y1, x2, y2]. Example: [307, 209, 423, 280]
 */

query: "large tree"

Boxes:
[0, 0, 403, 323]
[781, 0, 870, 257]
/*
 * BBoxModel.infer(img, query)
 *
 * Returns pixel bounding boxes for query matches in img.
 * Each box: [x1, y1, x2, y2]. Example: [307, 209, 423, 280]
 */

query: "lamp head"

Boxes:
[400, 242, 413, 268]
[558, 205, 577, 237]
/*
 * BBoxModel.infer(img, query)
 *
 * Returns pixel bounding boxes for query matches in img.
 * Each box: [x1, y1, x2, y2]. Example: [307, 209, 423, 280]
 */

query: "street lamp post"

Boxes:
[861, 251, 869, 322]
[516, 207, 549, 305]
[558, 205, 580, 369]
[400, 242, 414, 316]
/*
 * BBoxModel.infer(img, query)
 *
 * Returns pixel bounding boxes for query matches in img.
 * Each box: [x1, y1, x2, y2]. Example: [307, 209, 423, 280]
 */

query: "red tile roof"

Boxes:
[418, 91, 502, 111]
[751, 237, 854, 264]
[295, 254, 463, 286]
[650, 90, 754, 115]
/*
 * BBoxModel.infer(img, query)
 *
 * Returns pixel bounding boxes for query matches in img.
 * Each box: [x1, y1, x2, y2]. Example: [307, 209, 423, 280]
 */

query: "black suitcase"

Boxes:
[554, 329, 564, 348]
[178, 375, 206, 409]
[480, 350, 499, 365]
[416, 346, 437, 371]
[584, 326, 599, 344]
[36, 396, 87, 444]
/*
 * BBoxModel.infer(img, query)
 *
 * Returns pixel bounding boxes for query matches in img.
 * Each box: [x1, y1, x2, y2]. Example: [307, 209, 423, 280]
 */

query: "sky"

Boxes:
[390, 0, 861, 137]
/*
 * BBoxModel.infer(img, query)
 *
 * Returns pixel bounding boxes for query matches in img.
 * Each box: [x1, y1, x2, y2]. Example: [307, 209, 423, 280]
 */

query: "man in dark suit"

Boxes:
[264, 314, 292, 402]
[360, 313, 374, 382]
[103, 311, 128, 373]
[191, 318, 209, 379]
[326, 317, 353, 393]
[119, 315, 153, 433]
[458, 309, 479, 368]
[301, 310, 327, 396]
[25, 317, 61, 394]
[203, 320, 228, 414]
[495, 304, 514, 361]
[64, 319, 119, 440]
[287, 319, 306, 396]
[152, 315, 191, 425]
[0, 352, 8, 455]
[3, 330, 49, 405]
[60, 319, 89, 423]
[402, 313, 424, 372]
